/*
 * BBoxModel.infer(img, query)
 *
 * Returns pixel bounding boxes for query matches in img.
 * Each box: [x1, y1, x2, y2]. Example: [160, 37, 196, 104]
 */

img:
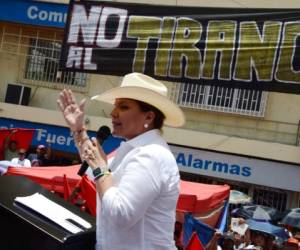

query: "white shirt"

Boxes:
[96, 129, 180, 250]
[11, 158, 31, 167]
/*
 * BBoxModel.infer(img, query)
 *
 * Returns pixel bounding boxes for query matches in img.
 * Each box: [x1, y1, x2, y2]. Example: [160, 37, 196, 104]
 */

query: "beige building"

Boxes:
[1, 0, 300, 211]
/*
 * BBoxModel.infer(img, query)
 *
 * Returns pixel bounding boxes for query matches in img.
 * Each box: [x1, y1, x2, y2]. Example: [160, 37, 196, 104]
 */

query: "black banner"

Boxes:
[60, 0, 300, 94]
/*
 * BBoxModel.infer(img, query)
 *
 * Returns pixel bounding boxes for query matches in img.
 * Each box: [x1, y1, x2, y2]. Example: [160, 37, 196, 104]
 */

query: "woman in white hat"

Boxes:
[57, 72, 185, 250]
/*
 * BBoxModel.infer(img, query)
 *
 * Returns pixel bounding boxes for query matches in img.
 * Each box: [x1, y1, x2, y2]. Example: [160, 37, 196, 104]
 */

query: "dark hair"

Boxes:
[136, 100, 165, 129]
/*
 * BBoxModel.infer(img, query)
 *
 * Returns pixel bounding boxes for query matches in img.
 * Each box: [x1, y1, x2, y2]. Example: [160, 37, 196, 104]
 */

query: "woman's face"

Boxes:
[110, 98, 153, 140]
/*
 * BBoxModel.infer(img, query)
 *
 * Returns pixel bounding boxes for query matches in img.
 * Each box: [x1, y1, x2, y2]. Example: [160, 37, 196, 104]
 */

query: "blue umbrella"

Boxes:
[246, 219, 289, 240]
[281, 208, 300, 229]
[232, 205, 282, 222]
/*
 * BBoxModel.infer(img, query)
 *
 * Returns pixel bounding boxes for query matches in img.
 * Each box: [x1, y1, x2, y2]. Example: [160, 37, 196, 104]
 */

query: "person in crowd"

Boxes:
[11, 148, 31, 167]
[28, 142, 52, 166]
[229, 217, 249, 250]
[272, 239, 284, 250]
[283, 238, 300, 250]
[243, 228, 253, 249]
[4, 140, 18, 160]
[57, 72, 185, 250]
[232, 230, 242, 249]
[206, 230, 223, 250]
[96, 125, 124, 154]
[3, 129, 18, 160]
[221, 232, 235, 250]
[265, 235, 277, 250]
[250, 230, 267, 250]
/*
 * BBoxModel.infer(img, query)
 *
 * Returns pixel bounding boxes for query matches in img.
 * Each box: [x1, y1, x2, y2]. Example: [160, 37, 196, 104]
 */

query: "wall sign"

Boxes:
[0, 0, 68, 28]
[170, 145, 300, 192]
[0, 117, 95, 154]
[61, 0, 300, 94]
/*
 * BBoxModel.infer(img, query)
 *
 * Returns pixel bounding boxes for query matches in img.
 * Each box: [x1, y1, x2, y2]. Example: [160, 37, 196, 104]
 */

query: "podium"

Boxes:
[0, 175, 96, 250]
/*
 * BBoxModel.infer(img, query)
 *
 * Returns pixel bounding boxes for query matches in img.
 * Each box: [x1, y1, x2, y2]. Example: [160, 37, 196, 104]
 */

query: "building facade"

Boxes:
[0, 0, 300, 211]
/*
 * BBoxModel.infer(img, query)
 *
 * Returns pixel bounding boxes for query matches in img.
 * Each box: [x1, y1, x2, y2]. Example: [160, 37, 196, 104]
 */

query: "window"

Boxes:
[0, 24, 88, 90]
[170, 82, 268, 117]
[252, 186, 287, 212]
[25, 38, 87, 87]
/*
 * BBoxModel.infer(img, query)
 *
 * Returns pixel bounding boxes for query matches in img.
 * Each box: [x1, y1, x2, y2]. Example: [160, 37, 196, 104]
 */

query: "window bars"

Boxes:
[252, 186, 287, 212]
[0, 24, 87, 89]
[25, 38, 87, 87]
[170, 82, 268, 117]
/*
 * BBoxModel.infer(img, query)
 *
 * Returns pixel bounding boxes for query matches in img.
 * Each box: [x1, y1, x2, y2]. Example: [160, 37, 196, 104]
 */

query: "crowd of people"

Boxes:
[2, 125, 123, 168]
[204, 217, 300, 250]
[3, 129, 55, 167]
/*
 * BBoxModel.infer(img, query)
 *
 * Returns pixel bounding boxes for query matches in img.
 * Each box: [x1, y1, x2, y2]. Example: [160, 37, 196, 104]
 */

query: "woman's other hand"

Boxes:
[57, 89, 86, 132]
[82, 137, 107, 170]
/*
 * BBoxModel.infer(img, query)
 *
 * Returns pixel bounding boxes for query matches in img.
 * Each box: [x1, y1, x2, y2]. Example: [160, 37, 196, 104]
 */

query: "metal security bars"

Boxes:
[0, 24, 87, 90]
[252, 186, 288, 212]
[25, 38, 87, 87]
[170, 82, 268, 117]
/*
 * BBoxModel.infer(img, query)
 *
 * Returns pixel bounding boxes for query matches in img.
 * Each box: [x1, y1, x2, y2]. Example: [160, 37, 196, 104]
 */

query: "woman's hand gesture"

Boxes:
[82, 137, 107, 170]
[57, 89, 86, 132]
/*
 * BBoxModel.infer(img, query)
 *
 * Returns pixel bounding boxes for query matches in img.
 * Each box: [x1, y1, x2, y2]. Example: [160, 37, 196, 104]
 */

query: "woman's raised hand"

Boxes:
[57, 89, 86, 132]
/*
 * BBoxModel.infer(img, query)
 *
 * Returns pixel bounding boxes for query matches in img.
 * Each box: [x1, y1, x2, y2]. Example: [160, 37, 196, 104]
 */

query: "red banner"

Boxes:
[0, 128, 35, 160]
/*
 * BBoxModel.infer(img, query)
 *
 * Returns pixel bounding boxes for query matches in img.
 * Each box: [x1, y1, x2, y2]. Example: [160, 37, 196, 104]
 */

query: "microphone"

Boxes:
[77, 161, 89, 176]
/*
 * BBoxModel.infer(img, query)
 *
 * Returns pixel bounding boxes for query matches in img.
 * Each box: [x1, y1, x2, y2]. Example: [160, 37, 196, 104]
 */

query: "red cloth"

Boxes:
[8, 128, 35, 149]
[177, 180, 230, 213]
[0, 128, 35, 160]
[0, 129, 11, 160]
[185, 232, 205, 250]
[5, 165, 81, 194]
[5, 164, 97, 216]
[79, 175, 96, 216]
[5, 163, 230, 218]
[63, 174, 71, 200]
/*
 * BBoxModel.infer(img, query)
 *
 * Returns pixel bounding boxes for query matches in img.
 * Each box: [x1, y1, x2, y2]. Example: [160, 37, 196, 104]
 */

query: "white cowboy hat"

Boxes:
[91, 72, 185, 127]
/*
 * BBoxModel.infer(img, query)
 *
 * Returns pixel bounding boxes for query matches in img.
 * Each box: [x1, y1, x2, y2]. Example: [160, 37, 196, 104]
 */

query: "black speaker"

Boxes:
[4, 83, 31, 105]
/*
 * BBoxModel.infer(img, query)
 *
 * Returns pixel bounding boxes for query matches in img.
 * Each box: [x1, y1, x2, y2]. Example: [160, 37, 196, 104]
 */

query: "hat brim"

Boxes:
[91, 86, 185, 127]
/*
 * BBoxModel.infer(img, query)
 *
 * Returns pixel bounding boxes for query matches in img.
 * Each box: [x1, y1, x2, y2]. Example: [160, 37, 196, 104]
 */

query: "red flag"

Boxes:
[0, 129, 11, 160]
[63, 174, 71, 200]
[79, 176, 96, 216]
[9, 128, 35, 150]
[185, 232, 205, 250]
[0, 128, 35, 160]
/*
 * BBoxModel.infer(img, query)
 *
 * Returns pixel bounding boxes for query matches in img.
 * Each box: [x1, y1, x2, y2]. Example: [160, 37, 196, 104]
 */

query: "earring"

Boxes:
[144, 123, 149, 129]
